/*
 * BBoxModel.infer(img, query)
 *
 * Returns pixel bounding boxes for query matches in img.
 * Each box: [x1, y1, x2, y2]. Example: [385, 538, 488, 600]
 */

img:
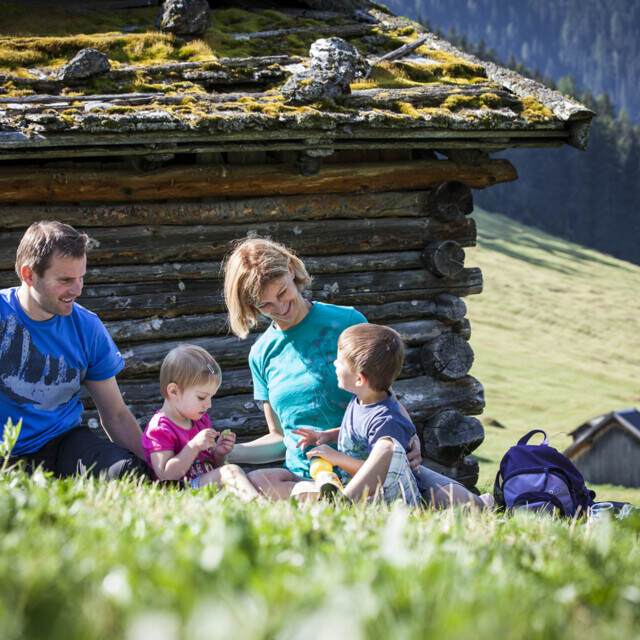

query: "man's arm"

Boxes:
[226, 401, 286, 464]
[84, 377, 145, 459]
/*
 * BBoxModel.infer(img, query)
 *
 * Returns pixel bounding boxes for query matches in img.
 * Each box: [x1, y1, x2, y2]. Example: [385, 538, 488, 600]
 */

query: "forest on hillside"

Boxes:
[384, 0, 640, 265]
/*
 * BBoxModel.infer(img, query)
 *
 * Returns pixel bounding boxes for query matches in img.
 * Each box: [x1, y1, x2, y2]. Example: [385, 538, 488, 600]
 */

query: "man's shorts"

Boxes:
[380, 438, 421, 507]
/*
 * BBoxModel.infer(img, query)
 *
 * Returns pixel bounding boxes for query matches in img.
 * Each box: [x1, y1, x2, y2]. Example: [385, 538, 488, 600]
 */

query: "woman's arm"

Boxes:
[226, 401, 287, 464]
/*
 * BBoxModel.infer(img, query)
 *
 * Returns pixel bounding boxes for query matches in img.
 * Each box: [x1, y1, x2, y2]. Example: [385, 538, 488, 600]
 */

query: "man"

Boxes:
[0, 220, 149, 479]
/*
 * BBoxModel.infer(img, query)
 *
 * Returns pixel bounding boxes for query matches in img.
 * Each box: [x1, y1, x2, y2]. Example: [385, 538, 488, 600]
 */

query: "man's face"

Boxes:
[24, 253, 87, 320]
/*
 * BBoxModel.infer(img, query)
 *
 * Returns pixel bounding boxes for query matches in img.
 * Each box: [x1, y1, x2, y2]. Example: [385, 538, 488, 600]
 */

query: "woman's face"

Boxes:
[257, 268, 309, 330]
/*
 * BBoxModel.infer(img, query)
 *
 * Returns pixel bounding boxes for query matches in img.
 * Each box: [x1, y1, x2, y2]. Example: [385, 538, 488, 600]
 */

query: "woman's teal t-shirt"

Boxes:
[249, 302, 367, 479]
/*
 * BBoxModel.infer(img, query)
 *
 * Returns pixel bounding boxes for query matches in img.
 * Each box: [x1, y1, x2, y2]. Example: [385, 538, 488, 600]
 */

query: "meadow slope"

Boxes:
[467, 208, 640, 502]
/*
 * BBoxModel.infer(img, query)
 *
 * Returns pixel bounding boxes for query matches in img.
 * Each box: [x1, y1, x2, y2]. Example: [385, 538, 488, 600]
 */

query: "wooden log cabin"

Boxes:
[0, 0, 594, 486]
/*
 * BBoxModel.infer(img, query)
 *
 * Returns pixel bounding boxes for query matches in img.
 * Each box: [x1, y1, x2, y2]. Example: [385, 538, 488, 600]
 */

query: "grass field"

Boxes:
[1, 208, 639, 640]
[467, 208, 640, 504]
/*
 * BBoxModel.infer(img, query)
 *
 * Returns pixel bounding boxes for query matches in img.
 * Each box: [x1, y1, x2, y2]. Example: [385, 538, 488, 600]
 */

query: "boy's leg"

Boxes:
[55, 427, 151, 480]
[247, 467, 303, 500]
[415, 464, 489, 509]
[378, 438, 422, 506]
[343, 437, 395, 502]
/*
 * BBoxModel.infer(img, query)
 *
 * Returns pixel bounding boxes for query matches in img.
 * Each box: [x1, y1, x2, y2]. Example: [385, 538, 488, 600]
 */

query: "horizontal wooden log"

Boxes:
[423, 181, 474, 221]
[422, 455, 479, 488]
[421, 409, 484, 464]
[118, 319, 467, 377]
[0, 218, 477, 272]
[87, 374, 484, 437]
[103, 295, 468, 343]
[422, 240, 465, 278]
[75, 268, 482, 320]
[0, 250, 429, 288]
[0, 160, 517, 204]
[0, 190, 431, 230]
[421, 333, 475, 381]
[232, 23, 373, 41]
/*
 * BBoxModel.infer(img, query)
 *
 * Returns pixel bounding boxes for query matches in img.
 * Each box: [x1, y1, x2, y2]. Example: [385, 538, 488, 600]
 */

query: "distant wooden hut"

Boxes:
[0, 1, 594, 486]
[564, 409, 640, 488]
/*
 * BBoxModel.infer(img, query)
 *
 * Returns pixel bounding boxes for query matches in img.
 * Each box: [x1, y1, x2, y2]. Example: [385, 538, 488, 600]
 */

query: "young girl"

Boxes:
[141, 344, 259, 501]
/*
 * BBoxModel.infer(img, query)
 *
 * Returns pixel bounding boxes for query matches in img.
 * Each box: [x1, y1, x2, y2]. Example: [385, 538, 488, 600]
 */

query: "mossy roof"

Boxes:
[0, 1, 595, 159]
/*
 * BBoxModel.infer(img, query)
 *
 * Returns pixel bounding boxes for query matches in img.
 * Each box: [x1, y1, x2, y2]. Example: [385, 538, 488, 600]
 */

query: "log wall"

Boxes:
[0, 165, 487, 485]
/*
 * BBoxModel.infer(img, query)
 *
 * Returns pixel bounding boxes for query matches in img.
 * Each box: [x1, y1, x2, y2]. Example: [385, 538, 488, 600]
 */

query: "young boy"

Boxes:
[299, 323, 422, 505]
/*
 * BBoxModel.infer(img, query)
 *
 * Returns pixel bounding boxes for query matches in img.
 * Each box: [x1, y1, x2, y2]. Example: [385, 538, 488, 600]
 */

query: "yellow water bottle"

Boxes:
[309, 456, 344, 498]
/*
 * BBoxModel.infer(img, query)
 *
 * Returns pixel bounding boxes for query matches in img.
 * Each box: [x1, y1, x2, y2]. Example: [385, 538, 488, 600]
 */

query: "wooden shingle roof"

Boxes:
[0, 1, 595, 161]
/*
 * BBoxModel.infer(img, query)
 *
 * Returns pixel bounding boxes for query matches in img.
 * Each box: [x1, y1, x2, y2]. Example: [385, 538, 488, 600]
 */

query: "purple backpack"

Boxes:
[494, 430, 596, 516]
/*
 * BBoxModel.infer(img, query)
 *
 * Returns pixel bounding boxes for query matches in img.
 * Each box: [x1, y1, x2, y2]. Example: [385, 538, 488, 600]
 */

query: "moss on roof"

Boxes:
[0, 1, 593, 148]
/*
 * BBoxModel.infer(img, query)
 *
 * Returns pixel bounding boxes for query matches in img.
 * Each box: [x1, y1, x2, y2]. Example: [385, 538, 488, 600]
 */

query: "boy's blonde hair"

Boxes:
[159, 344, 222, 398]
[338, 324, 405, 392]
[223, 237, 311, 339]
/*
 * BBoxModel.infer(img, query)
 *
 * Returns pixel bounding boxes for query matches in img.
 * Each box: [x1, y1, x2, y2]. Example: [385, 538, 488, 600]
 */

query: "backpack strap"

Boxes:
[512, 491, 566, 516]
[517, 429, 548, 446]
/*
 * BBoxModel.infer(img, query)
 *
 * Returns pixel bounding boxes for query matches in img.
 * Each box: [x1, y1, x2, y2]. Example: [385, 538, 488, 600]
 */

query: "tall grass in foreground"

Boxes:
[0, 471, 638, 640]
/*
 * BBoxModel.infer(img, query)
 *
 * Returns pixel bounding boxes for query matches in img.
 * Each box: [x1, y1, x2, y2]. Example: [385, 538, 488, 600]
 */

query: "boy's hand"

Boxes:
[293, 427, 339, 448]
[305, 444, 340, 465]
[189, 428, 219, 452]
[213, 429, 236, 459]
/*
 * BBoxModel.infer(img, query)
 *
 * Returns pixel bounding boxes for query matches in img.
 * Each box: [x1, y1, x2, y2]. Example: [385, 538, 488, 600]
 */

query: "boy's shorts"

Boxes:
[380, 438, 421, 507]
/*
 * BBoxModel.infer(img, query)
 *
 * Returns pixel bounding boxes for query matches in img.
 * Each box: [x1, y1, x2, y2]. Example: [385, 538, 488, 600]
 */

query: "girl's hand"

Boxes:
[305, 444, 339, 465]
[190, 428, 219, 452]
[214, 430, 236, 459]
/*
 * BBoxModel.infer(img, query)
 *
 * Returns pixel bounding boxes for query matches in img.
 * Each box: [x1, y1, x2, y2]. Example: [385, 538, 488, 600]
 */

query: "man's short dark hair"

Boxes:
[338, 323, 405, 392]
[15, 221, 90, 278]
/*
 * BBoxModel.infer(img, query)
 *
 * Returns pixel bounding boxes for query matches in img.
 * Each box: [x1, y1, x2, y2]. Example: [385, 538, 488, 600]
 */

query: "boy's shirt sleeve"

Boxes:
[366, 415, 412, 451]
[84, 316, 125, 381]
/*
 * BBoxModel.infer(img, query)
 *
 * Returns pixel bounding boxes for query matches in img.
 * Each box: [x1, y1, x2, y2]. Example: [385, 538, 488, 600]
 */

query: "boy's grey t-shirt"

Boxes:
[336, 394, 416, 483]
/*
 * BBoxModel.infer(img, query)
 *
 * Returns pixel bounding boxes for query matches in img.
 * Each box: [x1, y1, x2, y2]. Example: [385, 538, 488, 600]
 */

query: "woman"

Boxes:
[224, 238, 487, 507]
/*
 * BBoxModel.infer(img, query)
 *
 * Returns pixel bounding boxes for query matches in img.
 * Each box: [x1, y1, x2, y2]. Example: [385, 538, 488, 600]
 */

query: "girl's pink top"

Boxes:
[141, 411, 217, 481]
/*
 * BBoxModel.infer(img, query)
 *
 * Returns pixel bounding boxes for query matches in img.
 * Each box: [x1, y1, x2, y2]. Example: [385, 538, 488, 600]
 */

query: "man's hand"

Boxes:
[189, 428, 218, 452]
[305, 444, 340, 465]
[407, 434, 422, 470]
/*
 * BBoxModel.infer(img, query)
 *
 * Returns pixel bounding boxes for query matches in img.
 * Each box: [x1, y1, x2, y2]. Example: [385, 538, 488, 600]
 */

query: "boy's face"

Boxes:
[334, 348, 361, 394]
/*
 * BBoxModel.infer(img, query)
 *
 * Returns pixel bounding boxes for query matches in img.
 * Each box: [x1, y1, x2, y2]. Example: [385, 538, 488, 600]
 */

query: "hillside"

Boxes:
[467, 208, 640, 502]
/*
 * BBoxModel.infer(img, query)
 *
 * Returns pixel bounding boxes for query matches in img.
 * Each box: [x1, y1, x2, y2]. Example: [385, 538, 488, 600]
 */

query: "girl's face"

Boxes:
[167, 378, 219, 423]
[257, 267, 309, 330]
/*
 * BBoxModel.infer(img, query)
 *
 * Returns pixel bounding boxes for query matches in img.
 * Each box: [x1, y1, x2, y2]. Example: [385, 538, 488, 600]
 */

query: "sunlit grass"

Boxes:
[466, 208, 640, 503]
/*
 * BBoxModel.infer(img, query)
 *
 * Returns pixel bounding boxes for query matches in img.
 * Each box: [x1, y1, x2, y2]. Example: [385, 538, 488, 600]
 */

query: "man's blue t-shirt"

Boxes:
[336, 394, 417, 484]
[0, 287, 124, 455]
[249, 301, 367, 478]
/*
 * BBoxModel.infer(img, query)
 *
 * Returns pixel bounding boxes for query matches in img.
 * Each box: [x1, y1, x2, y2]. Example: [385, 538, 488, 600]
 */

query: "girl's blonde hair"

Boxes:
[159, 344, 222, 398]
[223, 238, 311, 338]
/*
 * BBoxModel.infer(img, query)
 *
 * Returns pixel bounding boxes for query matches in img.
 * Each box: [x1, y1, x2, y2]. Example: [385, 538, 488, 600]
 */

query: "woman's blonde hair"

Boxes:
[223, 238, 311, 338]
[159, 344, 222, 398]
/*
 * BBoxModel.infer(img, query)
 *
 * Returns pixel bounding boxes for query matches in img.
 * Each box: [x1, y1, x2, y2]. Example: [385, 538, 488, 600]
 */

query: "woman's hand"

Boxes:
[407, 434, 422, 470]
[305, 444, 340, 465]
[293, 427, 339, 449]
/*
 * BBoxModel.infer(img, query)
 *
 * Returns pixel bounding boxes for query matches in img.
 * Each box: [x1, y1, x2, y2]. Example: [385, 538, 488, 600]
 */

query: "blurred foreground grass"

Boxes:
[0, 471, 639, 640]
[467, 209, 640, 503]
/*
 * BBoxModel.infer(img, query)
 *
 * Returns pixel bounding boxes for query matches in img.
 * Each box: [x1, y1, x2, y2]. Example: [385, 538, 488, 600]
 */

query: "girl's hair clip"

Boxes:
[207, 364, 219, 376]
